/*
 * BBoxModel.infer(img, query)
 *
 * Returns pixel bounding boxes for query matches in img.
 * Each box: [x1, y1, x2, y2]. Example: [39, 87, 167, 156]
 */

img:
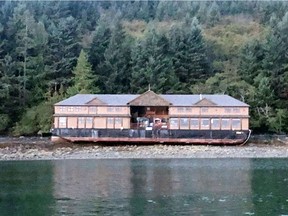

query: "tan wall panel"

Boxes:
[123, 118, 130, 129]
[94, 118, 107, 128]
[54, 117, 59, 128]
[242, 118, 249, 130]
[67, 117, 77, 128]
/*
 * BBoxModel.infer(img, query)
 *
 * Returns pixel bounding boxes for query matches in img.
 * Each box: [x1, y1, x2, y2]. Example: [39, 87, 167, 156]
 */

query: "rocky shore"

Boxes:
[0, 136, 288, 160]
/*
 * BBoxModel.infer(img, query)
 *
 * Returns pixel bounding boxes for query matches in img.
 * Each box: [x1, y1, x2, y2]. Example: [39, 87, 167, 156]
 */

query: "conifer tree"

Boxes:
[100, 16, 132, 93]
[170, 17, 210, 92]
[67, 49, 99, 96]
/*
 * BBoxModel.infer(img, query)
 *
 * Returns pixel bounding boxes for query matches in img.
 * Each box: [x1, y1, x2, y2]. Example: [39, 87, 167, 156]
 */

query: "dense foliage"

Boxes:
[1, 1, 288, 135]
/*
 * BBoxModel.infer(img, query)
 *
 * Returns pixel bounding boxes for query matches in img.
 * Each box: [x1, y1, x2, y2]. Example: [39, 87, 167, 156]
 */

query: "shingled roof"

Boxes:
[55, 92, 249, 107]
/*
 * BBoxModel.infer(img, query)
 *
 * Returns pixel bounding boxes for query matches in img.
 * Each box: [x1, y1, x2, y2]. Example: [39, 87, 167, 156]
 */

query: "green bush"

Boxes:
[13, 101, 54, 136]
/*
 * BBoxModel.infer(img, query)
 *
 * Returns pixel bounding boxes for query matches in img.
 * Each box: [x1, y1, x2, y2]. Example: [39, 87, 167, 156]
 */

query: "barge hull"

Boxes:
[51, 129, 251, 145]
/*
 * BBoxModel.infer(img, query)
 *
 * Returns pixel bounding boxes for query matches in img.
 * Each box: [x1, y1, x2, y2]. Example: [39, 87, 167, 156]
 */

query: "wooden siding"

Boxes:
[128, 90, 170, 106]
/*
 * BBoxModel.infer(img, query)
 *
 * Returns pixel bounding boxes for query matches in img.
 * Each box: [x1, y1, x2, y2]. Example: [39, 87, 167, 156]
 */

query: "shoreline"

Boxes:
[0, 137, 288, 160]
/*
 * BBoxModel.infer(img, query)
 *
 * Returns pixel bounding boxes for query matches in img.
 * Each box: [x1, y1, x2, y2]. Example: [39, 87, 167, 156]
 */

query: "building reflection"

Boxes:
[52, 158, 254, 215]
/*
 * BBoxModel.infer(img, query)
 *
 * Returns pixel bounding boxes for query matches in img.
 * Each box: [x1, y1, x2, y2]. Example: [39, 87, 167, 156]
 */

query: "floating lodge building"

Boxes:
[51, 90, 250, 144]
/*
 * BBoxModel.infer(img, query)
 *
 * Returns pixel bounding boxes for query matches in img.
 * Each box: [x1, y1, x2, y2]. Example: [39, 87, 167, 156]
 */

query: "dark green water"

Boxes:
[0, 159, 288, 216]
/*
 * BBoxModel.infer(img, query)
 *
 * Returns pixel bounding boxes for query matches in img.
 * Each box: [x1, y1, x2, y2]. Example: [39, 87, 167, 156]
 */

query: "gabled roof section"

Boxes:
[128, 90, 171, 106]
[86, 97, 106, 105]
[161, 94, 249, 107]
[55, 94, 137, 106]
[194, 98, 217, 106]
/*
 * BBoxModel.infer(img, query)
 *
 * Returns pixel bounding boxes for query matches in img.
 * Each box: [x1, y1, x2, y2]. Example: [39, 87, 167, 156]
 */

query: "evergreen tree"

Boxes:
[100, 17, 132, 93]
[88, 14, 111, 92]
[67, 49, 99, 96]
[131, 26, 179, 93]
[169, 17, 211, 92]
[207, 2, 220, 27]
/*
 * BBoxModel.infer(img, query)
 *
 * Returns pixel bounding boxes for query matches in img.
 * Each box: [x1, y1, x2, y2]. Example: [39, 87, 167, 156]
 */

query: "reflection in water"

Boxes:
[1, 159, 288, 215]
[52, 159, 253, 215]
[0, 161, 55, 216]
[251, 159, 288, 216]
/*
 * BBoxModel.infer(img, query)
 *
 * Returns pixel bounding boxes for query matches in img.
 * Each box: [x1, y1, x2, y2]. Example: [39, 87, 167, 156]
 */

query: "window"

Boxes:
[68, 107, 74, 112]
[232, 119, 241, 129]
[107, 107, 114, 112]
[170, 118, 179, 129]
[78, 117, 85, 125]
[190, 118, 199, 128]
[201, 108, 208, 113]
[75, 107, 81, 112]
[60, 106, 66, 112]
[211, 118, 220, 129]
[225, 108, 232, 113]
[59, 117, 67, 127]
[180, 118, 189, 129]
[115, 107, 122, 112]
[233, 108, 240, 113]
[115, 118, 123, 125]
[221, 118, 230, 129]
[186, 107, 192, 112]
[177, 107, 185, 112]
[107, 118, 114, 124]
[86, 117, 93, 124]
[89, 107, 97, 113]
[201, 118, 210, 129]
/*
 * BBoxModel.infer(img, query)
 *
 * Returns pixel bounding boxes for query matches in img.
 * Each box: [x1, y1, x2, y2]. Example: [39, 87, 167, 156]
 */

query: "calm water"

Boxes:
[0, 159, 288, 216]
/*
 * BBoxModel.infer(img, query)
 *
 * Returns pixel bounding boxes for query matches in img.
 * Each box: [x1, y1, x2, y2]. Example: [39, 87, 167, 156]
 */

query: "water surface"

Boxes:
[0, 159, 288, 215]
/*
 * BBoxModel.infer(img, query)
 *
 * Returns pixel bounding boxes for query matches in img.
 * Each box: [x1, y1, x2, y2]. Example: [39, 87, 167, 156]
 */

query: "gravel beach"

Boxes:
[0, 136, 288, 160]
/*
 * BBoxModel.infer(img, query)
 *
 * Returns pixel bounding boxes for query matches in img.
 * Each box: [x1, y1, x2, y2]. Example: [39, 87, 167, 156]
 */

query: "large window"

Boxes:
[211, 118, 220, 129]
[86, 117, 93, 124]
[59, 117, 67, 127]
[114, 118, 123, 128]
[107, 118, 114, 124]
[180, 118, 189, 129]
[115, 118, 123, 125]
[221, 118, 230, 129]
[107, 117, 114, 128]
[201, 118, 210, 129]
[232, 119, 241, 130]
[190, 118, 199, 129]
[170, 118, 179, 129]
[78, 117, 85, 125]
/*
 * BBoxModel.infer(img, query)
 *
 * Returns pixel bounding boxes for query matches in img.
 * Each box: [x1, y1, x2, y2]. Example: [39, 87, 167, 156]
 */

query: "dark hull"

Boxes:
[51, 128, 251, 145]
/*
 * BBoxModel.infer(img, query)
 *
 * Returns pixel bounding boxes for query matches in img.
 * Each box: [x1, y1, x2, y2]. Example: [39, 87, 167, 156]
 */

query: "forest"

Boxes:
[0, 1, 288, 135]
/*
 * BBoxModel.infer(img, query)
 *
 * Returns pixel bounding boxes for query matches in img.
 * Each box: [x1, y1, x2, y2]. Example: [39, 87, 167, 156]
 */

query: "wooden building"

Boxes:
[52, 90, 250, 144]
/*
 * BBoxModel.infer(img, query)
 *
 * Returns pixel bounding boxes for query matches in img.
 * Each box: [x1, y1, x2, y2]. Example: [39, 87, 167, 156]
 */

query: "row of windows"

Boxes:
[60, 106, 83, 112]
[58, 106, 123, 113]
[170, 118, 241, 129]
[176, 107, 241, 113]
[58, 117, 123, 127]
